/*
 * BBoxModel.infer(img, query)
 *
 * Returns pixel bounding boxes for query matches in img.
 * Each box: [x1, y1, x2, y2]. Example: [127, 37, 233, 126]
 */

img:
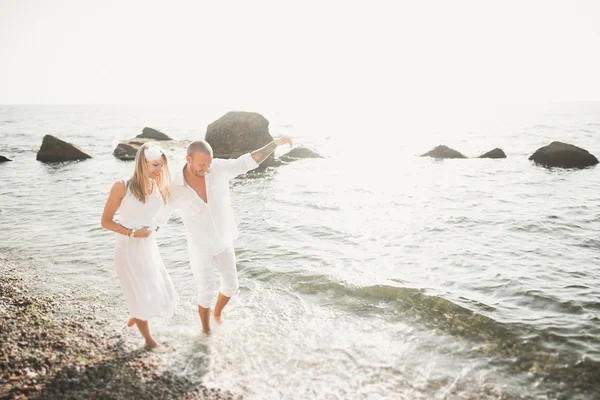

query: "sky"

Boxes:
[1, 0, 600, 112]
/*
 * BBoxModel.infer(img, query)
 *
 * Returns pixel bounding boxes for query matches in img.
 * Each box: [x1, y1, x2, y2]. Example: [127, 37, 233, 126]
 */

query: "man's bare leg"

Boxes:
[198, 305, 211, 336]
[213, 292, 231, 325]
[134, 318, 158, 348]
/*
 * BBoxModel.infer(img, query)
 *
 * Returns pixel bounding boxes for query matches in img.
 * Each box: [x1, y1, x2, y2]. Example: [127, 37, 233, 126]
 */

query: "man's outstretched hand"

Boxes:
[252, 136, 294, 164]
[275, 137, 293, 148]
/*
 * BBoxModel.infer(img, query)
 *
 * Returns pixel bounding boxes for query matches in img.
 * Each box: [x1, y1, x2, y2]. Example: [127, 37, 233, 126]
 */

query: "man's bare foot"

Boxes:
[145, 339, 159, 349]
[127, 318, 136, 327]
[213, 313, 223, 325]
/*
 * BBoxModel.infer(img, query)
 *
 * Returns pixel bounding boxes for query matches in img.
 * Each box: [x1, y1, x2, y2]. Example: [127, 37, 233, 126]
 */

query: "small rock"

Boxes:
[136, 127, 172, 141]
[113, 142, 140, 161]
[24, 367, 37, 379]
[421, 145, 467, 159]
[478, 148, 506, 159]
[0, 155, 11, 163]
[279, 147, 322, 162]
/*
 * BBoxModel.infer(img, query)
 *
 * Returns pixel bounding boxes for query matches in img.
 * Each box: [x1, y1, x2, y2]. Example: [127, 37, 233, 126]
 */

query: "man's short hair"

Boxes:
[187, 140, 213, 158]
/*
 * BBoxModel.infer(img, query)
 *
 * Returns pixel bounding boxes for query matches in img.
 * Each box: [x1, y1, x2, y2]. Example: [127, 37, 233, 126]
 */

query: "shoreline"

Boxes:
[0, 257, 236, 400]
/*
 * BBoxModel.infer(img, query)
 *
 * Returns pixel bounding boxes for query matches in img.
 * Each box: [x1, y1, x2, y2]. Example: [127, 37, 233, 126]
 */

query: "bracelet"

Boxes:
[128, 228, 135, 238]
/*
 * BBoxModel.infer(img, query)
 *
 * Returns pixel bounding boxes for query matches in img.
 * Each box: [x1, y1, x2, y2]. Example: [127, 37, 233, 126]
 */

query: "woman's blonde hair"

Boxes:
[128, 142, 172, 204]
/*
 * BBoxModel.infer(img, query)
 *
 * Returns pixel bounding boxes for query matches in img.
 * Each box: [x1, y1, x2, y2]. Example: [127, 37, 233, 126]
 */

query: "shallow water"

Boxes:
[1, 104, 600, 399]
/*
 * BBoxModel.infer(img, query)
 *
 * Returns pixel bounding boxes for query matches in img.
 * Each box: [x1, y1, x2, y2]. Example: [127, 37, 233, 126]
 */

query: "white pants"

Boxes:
[190, 246, 239, 308]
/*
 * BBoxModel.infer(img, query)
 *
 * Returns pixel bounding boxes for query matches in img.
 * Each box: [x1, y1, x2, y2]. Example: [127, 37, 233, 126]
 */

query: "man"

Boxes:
[156, 137, 292, 335]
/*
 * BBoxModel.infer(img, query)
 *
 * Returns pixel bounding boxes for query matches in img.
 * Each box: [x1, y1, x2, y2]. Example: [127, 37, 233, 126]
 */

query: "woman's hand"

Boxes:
[132, 226, 152, 238]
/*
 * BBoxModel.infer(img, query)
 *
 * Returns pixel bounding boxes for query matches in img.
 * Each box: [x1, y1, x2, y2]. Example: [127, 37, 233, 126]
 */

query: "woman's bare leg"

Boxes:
[134, 318, 158, 348]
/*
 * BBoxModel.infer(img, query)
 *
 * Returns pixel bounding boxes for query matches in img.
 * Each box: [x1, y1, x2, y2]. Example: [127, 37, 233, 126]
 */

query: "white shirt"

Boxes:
[154, 153, 259, 256]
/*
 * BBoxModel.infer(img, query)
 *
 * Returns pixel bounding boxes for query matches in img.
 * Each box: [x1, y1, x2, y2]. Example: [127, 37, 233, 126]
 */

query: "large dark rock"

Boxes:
[529, 141, 598, 168]
[136, 127, 172, 141]
[279, 147, 322, 162]
[421, 145, 467, 159]
[36, 135, 91, 162]
[478, 148, 506, 159]
[0, 155, 11, 163]
[205, 112, 274, 164]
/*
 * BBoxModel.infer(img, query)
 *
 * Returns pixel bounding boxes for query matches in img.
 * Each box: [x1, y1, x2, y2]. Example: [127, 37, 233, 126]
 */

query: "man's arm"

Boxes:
[251, 137, 293, 164]
[219, 137, 293, 179]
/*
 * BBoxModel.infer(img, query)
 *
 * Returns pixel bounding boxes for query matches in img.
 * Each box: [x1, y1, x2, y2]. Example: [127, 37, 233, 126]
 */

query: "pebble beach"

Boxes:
[0, 257, 237, 400]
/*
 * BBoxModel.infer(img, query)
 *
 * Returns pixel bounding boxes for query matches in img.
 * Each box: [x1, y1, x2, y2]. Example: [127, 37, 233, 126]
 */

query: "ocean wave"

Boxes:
[243, 266, 600, 396]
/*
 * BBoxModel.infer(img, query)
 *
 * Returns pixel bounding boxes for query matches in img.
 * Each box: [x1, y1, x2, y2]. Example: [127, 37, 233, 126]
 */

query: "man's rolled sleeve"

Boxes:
[225, 153, 260, 179]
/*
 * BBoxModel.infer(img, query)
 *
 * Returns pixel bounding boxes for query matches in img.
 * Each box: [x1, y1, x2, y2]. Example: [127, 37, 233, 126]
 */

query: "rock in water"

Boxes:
[136, 127, 172, 141]
[113, 138, 167, 161]
[205, 111, 274, 164]
[113, 137, 187, 161]
[478, 148, 507, 159]
[279, 147, 322, 162]
[36, 135, 92, 162]
[113, 142, 141, 161]
[421, 145, 467, 159]
[529, 141, 598, 168]
[0, 155, 11, 163]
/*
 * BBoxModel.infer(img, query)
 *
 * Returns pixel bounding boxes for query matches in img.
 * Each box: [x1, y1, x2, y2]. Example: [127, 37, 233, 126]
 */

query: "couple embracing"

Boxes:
[101, 137, 292, 347]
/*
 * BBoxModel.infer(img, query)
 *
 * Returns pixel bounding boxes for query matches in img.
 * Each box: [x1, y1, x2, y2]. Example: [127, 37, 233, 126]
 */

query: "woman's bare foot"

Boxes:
[145, 339, 159, 349]
[127, 318, 136, 327]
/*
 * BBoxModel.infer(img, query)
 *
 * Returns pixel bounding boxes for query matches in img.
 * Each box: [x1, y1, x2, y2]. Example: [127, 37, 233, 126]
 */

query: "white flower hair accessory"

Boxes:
[144, 146, 164, 161]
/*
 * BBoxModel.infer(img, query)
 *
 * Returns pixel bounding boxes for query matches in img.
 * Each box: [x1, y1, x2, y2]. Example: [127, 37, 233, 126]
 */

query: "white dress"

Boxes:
[114, 181, 176, 321]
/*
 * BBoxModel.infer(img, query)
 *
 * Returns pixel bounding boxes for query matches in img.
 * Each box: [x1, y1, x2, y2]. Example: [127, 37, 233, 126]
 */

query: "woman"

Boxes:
[101, 143, 176, 348]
